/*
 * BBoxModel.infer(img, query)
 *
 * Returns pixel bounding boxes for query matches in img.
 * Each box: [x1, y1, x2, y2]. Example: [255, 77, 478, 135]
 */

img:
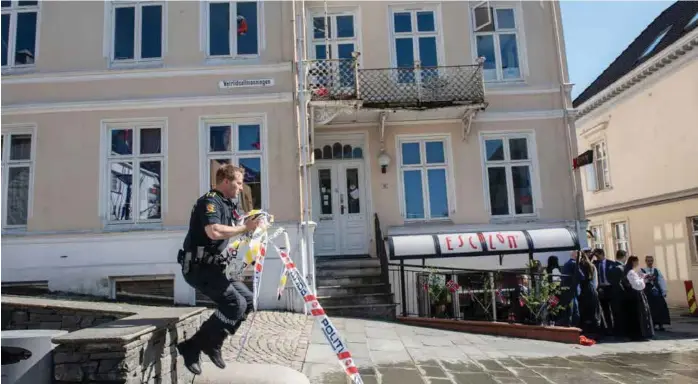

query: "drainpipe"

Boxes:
[550, 1, 584, 244]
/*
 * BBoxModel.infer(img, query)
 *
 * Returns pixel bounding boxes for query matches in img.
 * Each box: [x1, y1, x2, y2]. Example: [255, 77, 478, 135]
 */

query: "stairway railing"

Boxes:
[374, 213, 390, 285]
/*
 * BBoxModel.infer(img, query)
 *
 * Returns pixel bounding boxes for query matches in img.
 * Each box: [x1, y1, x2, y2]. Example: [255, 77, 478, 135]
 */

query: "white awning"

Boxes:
[387, 227, 579, 260]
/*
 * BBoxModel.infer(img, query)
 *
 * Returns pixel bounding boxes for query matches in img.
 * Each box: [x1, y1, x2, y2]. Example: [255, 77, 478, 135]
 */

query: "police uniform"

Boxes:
[176, 189, 254, 374]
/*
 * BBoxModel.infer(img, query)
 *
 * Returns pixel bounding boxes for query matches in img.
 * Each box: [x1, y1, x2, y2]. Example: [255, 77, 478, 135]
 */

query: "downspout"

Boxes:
[550, 0, 584, 245]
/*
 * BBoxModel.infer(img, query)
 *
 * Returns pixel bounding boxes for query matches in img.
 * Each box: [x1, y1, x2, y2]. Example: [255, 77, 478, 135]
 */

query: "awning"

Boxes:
[387, 227, 580, 260]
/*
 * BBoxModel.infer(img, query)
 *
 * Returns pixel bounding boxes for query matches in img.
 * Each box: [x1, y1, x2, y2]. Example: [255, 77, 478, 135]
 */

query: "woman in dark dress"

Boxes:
[622, 256, 655, 340]
[578, 253, 602, 336]
[641, 255, 671, 331]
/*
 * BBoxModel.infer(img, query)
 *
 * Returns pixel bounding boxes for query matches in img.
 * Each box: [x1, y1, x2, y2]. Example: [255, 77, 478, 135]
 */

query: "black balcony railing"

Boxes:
[306, 59, 485, 109]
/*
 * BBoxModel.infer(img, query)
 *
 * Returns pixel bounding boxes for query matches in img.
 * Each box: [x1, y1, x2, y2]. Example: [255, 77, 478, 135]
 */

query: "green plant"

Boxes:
[519, 261, 568, 324]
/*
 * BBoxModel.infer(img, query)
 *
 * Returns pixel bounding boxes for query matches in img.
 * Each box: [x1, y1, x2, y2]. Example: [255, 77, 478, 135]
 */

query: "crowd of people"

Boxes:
[547, 248, 671, 341]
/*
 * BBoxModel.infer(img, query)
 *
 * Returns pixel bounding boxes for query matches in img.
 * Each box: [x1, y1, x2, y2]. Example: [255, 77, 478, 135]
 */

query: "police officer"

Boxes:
[176, 164, 260, 375]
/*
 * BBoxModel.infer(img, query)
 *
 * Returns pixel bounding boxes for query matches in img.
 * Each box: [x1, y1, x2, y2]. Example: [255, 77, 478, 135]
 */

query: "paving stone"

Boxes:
[370, 349, 413, 365]
[360, 375, 380, 384]
[530, 368, 618, 384]
[452, 372, 499, 384]
[441, 360, 485, 373]
[427, 379, 454, 384]
[380, 367, 427, 384]
[367, 338, 406, 352]
[419, 365, 448, 378]
[479, 359, 508, 372]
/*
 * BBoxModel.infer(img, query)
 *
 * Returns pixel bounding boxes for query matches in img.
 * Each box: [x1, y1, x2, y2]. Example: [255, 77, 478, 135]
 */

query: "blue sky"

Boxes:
[559, 0, 674, 99]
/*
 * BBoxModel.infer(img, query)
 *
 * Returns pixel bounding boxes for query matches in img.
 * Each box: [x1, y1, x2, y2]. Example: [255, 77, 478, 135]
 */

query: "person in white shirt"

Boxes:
[622, 256, 655, 341]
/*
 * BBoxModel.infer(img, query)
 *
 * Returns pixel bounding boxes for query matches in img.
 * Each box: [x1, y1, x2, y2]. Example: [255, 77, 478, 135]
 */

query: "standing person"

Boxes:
[622, 256, 655, 340]
[592, 248, 618, 335]
[560, 250, 584, 327]
[641, 255, 671, 331]
[607, 250, 627, 338]
[176, 165, 261, 375]
[545, 256, 562, 324]
[578, 253, 602, 337]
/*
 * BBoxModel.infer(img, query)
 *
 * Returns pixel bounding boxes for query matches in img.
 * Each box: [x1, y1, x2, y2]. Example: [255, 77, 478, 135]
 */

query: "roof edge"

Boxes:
[574, 28, 698, 122]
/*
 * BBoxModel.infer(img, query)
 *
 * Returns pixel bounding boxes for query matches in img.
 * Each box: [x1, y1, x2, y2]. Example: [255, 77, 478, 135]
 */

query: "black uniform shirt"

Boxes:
[182, 189, 241, 255]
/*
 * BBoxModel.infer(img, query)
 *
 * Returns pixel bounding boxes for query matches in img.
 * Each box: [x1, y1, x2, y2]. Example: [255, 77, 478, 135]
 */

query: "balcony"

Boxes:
[306, 59, 486, 110]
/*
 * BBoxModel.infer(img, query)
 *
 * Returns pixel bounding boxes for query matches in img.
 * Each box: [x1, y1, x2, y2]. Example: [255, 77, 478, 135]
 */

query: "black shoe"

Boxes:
[177, 337, 202, 375]
[201, 327, 228, 370]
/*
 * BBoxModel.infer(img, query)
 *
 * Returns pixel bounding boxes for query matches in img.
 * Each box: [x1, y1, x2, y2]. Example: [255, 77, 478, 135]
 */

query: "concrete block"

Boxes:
[193, 362, 310, 384]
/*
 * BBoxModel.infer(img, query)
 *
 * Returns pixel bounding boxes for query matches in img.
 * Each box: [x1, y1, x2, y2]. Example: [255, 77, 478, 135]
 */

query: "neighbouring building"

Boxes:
[2, 1, 585, 317]
[574, 1, 698, 307]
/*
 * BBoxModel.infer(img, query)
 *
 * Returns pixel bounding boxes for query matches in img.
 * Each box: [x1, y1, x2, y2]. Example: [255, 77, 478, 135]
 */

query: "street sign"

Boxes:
[573, 149, 593, 169]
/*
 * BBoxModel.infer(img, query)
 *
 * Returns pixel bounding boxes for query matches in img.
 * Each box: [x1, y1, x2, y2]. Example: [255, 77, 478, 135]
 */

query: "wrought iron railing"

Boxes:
[374, 214, 390, 285]
[306, 59, 485, 109]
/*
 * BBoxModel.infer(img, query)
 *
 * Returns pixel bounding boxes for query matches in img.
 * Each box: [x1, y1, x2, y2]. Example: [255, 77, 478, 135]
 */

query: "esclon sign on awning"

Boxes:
[387, 227, 579, 260]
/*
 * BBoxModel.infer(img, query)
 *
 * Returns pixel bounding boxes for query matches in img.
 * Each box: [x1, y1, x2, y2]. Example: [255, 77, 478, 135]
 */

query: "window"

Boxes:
[586, 140, 611, 192]
[313, 142, 363, 160]
[1, 0, 39, 70]
[472, 4, 521, 81]
[612, 222, 630, 255]
[689, 216, 698, 263]
[390, 6, 440, 83]
[206, 1, 259, 58]
[482, 134, 536, 217]
[111, 1, 164, 64]
[1, 127, 34, 228]
[106, 121, 165, 225]
[310, 11, 358, 60]
[639, 25, 671, 60]
[589, 225, 604, 250]
[204, 120, 264, 212]
[398, 136, 451, 220]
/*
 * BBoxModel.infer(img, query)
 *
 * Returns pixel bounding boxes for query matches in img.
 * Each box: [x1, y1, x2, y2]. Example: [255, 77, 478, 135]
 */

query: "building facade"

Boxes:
[574, 2, 698, 307]
[2, 1, 584, 310]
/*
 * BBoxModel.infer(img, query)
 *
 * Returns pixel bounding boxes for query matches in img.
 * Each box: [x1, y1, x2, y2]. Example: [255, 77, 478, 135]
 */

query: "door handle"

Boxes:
[340, 193, 345, 215]
[341, 204, 345, 215]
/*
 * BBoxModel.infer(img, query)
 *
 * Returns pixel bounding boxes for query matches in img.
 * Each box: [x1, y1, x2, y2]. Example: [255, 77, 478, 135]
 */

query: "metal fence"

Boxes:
[305, 60, 485, 109]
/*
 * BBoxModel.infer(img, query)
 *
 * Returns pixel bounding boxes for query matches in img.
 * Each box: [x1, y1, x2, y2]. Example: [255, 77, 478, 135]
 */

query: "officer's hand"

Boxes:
[244, 218, 260, 232]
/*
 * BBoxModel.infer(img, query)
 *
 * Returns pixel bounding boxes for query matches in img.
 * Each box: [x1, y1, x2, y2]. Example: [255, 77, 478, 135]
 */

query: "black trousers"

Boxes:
[597, 285, 614, 333]
[183, 263, 254, 335]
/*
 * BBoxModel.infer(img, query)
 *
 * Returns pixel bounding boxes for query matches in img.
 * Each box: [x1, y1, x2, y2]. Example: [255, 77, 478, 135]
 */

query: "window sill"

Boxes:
[402, 218, 453, 225]
[109, 60, 165, 71]
[592, 187, 613, 194]
[488, 214, 539, 224]
[2, 66, 38, 77]
[484, 78, 527, 87]
[204, 56, 262, 67]
[2, 226, 28, 235]
[103, 223, 166, 232]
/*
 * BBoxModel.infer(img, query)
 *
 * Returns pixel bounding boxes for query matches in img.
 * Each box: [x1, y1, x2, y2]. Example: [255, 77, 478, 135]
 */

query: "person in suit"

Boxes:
[560, 249, 584, 327]
[592, 248, 618, 335]
[608, 249, 627, 338]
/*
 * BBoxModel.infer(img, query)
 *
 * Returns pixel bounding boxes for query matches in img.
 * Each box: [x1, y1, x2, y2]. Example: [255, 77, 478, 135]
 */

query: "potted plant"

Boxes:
[424, 269, 453, 318]
[519, 261, 568, 326]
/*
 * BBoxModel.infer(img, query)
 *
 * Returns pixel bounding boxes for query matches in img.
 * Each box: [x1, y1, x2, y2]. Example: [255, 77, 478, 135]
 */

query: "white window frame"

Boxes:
[469, 2, 527, 83]
[388, 4, 445, 70]
[100, 118, 168, 229]
[1, 124, 37, 231]
[307, 7, 361, 61]
[480, 131, 541, 219]
[612, 221, 630, 256]
[589, 224, 604, 250]
[396, 134, 456, 222]
[586, 139, 611, 192]
[198, 115, 269, 210]
[1, 0, 41, 73]
[108, 0, 166, 68]
[690, 216, 698, 265]
[203, 0, 262, 62]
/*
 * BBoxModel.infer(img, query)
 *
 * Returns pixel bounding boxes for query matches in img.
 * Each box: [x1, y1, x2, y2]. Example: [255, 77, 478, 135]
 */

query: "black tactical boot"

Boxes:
[199, 316, 231, 369]
[176, 334, 202, 375]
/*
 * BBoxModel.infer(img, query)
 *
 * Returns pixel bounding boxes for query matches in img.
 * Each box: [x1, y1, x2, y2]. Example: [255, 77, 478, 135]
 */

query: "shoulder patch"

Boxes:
[206, 191, 217, 198]
[206, 203, 216, 213]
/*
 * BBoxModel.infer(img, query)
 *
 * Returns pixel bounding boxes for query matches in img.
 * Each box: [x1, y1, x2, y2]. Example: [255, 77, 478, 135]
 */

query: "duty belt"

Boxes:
[178, 247, 229, 274]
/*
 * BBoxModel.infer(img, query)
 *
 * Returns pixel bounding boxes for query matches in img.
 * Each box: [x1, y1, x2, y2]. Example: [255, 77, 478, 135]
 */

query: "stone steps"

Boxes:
[316, 274, 384, 286]
[315, 267, 382, 278]
[315, 258, 381, 269]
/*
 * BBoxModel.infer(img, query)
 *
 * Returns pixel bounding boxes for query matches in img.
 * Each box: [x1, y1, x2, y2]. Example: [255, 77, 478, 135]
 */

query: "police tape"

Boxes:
[227, 211, 364, 384]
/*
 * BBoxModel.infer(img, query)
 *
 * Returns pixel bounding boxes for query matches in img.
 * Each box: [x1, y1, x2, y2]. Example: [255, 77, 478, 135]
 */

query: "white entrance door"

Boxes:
[312, 161, 369, 256]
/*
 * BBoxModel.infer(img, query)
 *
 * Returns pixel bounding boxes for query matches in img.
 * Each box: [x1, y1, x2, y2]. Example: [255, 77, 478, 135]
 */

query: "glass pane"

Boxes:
[487, 167, 509, 215]
[111, 129, 133, 155]
[141, 5, 162, 59]
[318, 169, 332, 215]
[315, 44, 327, 60]
[403, 170, 424, 219]
[342, 145, 353, 158]
[209, 126, 231, 152]
[138, 161, 161, 220]
[18, 1, 38, 6]
[417, 11, 435, 32]
[6, 166, 30, 225]
[476, 35, 496, 81]
[427, 169, 448, 218]
[485, 139, 504, 161]
[239, 157, 262, 210]
[238, 124, 261, 151]
[499, 34, 520, 79]
[346, 168, 360, 214]
[139, 128, 161, 154]
[425, 141, 445, 164]
[512, 166, 533, 214]
[322, 145, 332, 159]
[336, 15, 354, 38]
[692, 217, 698, 231]
[209, 158, 231, 189]
[313, 148, 322, 160]
[338, 43, 355, 87]
[1, 1, 10, 7]
[15, 11, 37, 65]
[313, 17, 327, 39]
[474, 6, 494, 32]
[2, 14, 9, 66]
[401, 142, 421, 165]
[496, 9, 516, 29]
[509, 138, 528, 160]
[352, 147, 363, 159]
[418, 37, 437, 67]
[114, 7, 135, 60]
[9, 134, 31, 160]
[209, 2, 230, 56]
[396, 37, 415, 83]
[393, 12, 411, 33]
[332, 143, 342, 158]
[237, 1, 258, 55]
[109, 162, 133, 221]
